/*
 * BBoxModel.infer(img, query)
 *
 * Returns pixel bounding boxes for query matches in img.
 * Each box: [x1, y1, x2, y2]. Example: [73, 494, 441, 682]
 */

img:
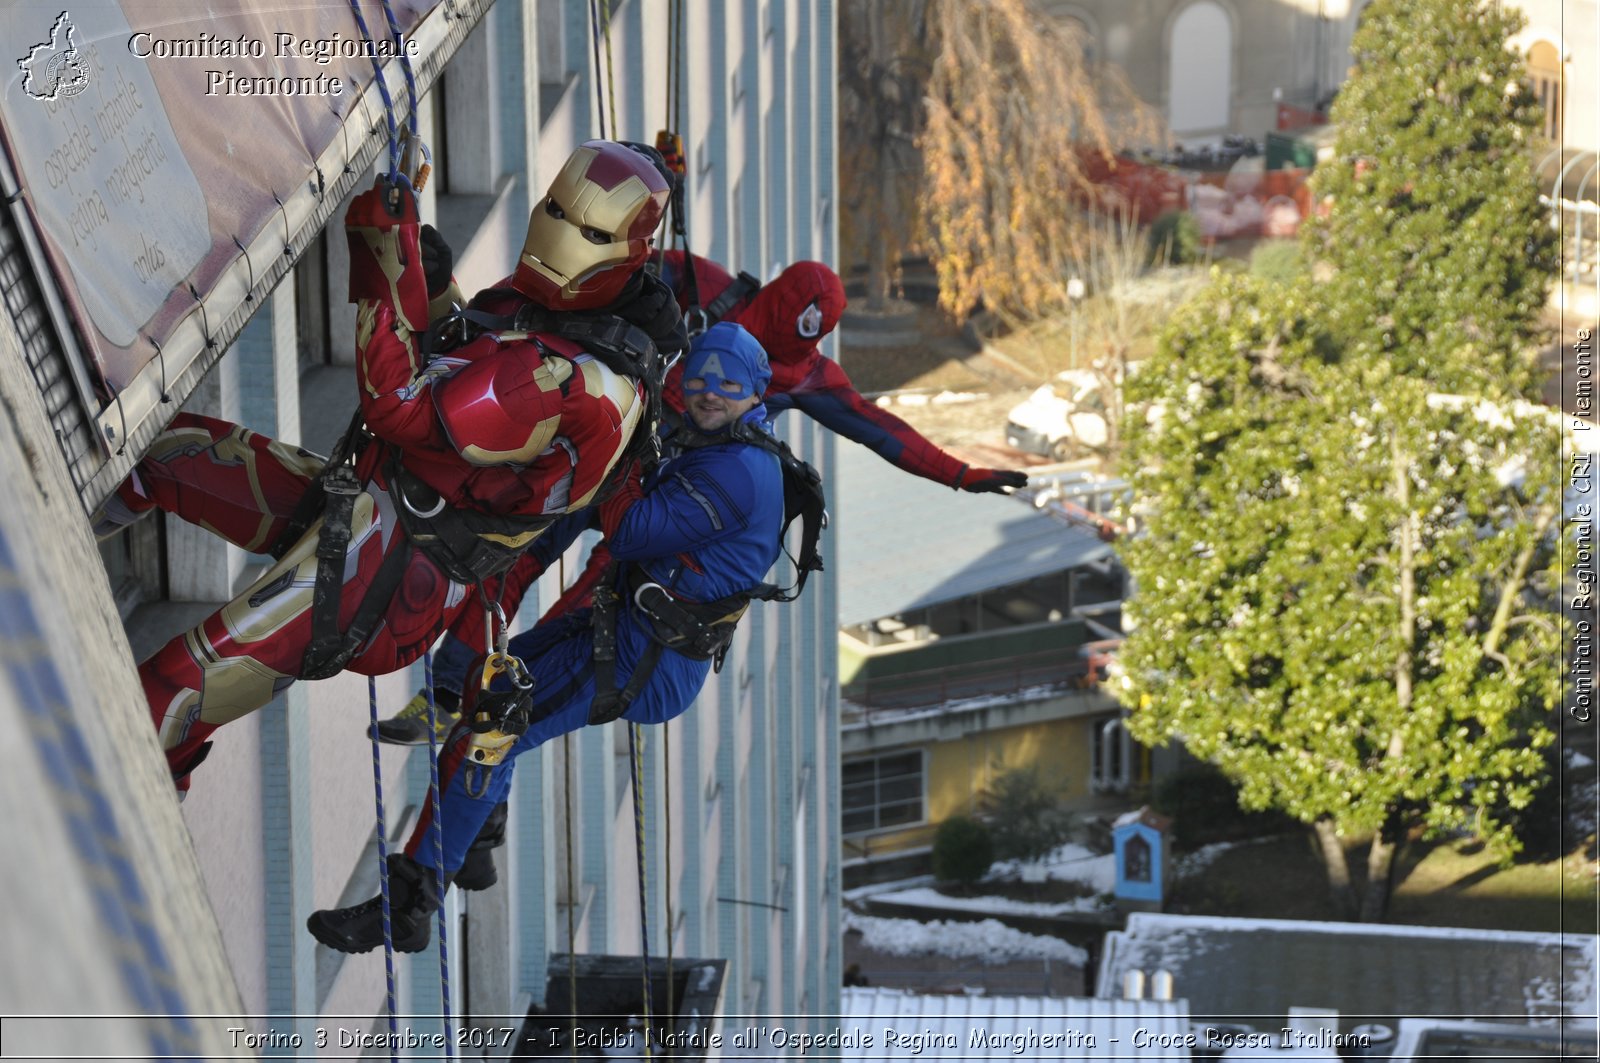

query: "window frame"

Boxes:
[841, 748, 927, 836]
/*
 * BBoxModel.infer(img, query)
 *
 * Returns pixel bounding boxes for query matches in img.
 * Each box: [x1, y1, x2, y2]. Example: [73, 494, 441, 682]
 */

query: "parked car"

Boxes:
[1005, 369, 1111, 461]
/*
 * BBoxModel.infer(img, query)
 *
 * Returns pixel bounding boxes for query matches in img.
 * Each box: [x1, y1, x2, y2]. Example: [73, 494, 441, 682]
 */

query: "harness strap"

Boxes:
[270, 408, 368, 561]
[429, 297, 667, 473]
[300, 465, 364, 679]
[302, 493, 416, 680]
[685, 270, 761, 337]
[702, 270, 762, 324]
[589, 563, 668, 725]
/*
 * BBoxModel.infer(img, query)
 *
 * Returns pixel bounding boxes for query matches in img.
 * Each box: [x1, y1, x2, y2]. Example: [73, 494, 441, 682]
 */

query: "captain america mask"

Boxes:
[681, 322, 773, 400]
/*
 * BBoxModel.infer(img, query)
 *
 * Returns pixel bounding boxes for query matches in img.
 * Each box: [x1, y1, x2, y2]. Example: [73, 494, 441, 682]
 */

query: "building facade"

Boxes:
[834, 452, 1139, 882]
[1, 0, 842, 1050]
[1049, 0, 1595, 153]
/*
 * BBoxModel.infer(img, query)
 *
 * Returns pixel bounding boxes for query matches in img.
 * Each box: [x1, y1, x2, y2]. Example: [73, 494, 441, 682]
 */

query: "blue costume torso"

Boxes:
[421, 409, 784, 871]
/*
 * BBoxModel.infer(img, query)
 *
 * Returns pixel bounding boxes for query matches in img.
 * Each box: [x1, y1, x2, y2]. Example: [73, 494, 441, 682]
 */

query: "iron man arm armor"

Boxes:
[346, 182, 451, 451]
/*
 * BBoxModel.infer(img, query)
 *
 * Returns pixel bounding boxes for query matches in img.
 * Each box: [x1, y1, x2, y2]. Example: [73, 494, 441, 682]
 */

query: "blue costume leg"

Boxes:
[430, 631, 478, 698]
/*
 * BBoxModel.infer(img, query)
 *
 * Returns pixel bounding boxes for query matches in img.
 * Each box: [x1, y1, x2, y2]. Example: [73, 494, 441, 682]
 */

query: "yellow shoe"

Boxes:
[373, 690, 459, 746]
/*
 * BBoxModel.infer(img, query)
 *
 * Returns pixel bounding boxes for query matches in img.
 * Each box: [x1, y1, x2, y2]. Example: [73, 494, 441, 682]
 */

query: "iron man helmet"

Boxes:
[511, 140, 671, 310]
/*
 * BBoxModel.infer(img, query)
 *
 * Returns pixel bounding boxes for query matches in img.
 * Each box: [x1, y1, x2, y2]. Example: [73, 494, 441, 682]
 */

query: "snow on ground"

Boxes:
[845, 842, 1118, 914]
[844, 910, 1088, 966]
[873, 885, 1107, 918]
[988, 842, 1118, 893]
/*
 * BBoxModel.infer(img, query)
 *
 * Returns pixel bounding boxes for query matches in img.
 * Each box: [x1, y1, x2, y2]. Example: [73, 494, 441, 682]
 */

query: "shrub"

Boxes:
[931, 815, 994, 887]
[1248, 240, 1306, 285]
[982, 765, 1075, 862]
[1146, 211, 1202, 266]
[1153, 762, 1297, 849]
[1499, 748, 1565, 862]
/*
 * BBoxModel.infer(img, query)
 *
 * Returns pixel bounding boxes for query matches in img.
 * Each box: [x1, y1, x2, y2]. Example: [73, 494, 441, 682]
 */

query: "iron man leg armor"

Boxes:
[116, 414, 467, 788]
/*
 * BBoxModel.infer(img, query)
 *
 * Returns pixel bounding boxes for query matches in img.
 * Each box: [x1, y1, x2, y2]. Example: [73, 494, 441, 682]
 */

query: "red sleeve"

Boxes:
[345, 186, 452, 451]
[785, 357, 969, 487]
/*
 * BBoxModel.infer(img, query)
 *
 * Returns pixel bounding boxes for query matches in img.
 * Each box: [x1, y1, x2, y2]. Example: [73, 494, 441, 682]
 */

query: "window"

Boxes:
[293, 231, 329, 373]
[1168, 1, 1232, 137]
[842, 751, 924, 834]
[1091, 715, 1129, 793]
[1528, 41, 1563, 143]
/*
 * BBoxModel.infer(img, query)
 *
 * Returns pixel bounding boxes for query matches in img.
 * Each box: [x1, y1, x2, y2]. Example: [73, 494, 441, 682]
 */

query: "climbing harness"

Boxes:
[587, 422, 826, 726]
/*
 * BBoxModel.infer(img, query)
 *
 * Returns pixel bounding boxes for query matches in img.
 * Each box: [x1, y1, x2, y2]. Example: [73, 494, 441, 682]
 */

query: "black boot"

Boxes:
[454, 801, 508, 892]
[306, 854, 444, 954]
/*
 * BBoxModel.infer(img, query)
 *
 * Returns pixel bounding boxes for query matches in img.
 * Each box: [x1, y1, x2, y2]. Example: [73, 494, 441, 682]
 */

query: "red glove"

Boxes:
[957, 466, 1029, 494]
[345, 178, 428, 318]
[597, 459, 645, 538]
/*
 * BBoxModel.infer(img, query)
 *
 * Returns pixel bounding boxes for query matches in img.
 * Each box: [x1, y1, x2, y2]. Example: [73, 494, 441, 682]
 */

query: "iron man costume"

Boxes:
[108, 140, 670, 792]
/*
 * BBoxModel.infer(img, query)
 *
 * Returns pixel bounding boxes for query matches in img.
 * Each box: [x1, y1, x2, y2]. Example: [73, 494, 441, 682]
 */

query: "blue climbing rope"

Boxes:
[627, 723, 653, 1057]
[345, 0, 400, 181]
[367, 675, 401, 1062]
[376, 0, 420, 139]
[423, 654, 455, 1060]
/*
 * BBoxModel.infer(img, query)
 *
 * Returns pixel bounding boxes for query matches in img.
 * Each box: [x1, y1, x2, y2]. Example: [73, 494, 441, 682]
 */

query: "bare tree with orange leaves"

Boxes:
[920, 0, 1158, 328]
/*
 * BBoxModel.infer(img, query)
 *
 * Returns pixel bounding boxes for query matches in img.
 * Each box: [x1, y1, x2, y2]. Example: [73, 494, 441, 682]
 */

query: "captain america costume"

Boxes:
[308, 323, 787, 953]
[400, 398, 783, 875]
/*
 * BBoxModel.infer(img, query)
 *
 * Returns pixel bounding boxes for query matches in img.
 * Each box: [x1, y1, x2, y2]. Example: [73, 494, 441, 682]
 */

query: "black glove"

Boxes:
[608, 269, 689, 358]
[959, 467, 1030, 494]
[418, 224, 454, 298]
[466, 686, 533, 740]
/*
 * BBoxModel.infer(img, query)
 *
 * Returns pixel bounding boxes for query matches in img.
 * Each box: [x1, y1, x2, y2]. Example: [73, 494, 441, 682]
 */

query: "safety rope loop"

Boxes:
[346, 0, 400, 180]
[367, 675, 402, 1058]
[109, 389, 128, 456]
[376, 0, 420, 139]
[230, 236, 256, 301]
[628, 723, 653, 1059]
[331, 105, 356, 174]
[271, 191, 294, 258]
[423, 653, 456, 1061]
[140, 334, 172, 405]
[186, 284, 215, 350]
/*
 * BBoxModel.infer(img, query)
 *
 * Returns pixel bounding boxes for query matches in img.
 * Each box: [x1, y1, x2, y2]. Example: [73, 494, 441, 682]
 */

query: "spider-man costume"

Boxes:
[99, 140, 673, 794]
[659, 250, 1024, 492]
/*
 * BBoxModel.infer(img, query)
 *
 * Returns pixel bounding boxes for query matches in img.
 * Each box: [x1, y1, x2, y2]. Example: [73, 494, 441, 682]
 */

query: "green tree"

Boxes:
[981, 764, 1075, 863]
[1303, 0, 1556, 397]
[1115, 274, 1564, 922]
[931, 815, 995, 889]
